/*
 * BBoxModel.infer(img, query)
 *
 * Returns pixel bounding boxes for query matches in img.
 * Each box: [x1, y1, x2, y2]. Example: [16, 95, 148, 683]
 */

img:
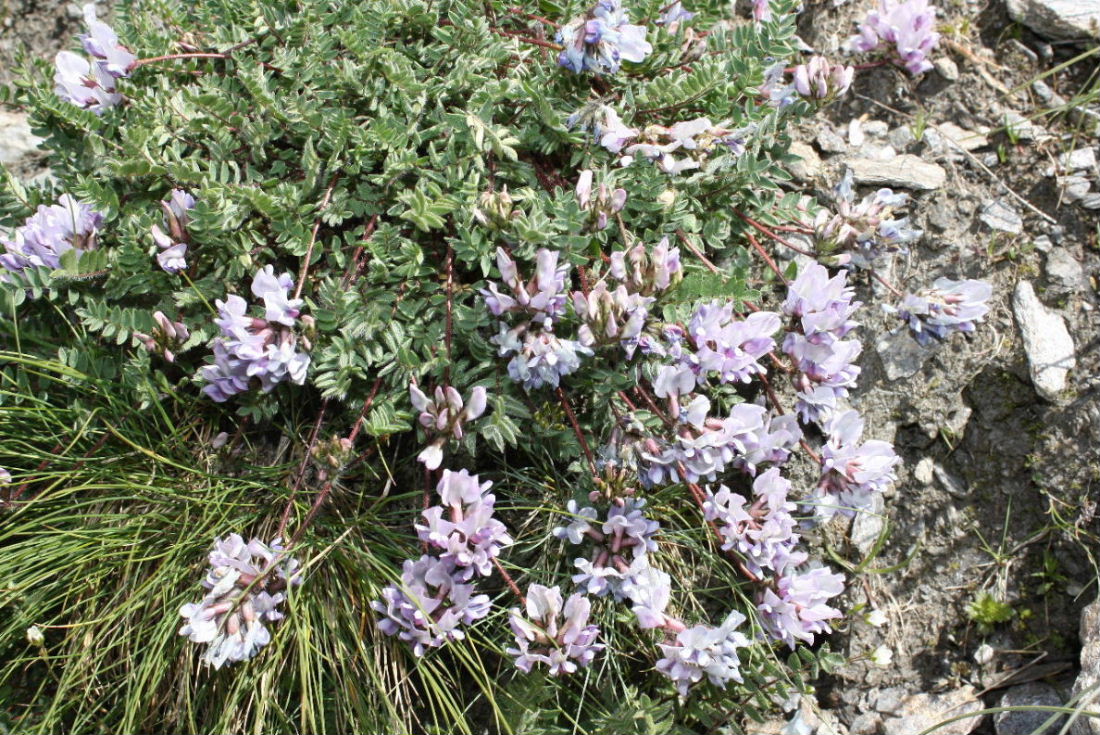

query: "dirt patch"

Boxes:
[0, 1, 86, 87]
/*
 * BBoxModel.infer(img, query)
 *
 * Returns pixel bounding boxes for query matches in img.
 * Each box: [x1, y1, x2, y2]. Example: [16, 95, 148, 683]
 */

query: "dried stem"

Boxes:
[294, 178, 340, 300]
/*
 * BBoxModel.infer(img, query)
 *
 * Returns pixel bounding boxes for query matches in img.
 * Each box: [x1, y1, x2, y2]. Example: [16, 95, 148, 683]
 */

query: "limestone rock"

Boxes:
[1071, 600, 1100, 735]
[994, 682, 1065, 735]
[844, 154, 946, 191]
[787, 141, 823, 182]
[0, 110, 43, 168]
[881, 687, 984, 735]
[1005, 0, 1100, 41]
[1012, 280, 1076, 402]
[979, 200, 1024, 234]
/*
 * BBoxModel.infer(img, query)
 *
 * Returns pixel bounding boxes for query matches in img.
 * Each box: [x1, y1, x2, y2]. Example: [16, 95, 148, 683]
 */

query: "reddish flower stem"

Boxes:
[276, 398, 329, 537]
[745, 232, 789, 285]
[556, 387, 598, 476]
[733, 209, 815, 257]
[134, 52, 229, 67]
[340, 213, 379, 289]
[294, 178, 340, 300]
[489, 27, 564, 50]
[869, 268, 905, 298]
[444, 244, 455, 385]
[675, 229, 720, 274]
[493, 557, 527, 605]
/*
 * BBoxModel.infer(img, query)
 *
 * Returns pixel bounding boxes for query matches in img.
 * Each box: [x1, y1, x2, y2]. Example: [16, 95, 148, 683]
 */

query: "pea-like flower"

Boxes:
[80, 3, 136, 78]
[492, 324, 593, 391]
[793, 56, 854, 101]
[849, 0, 941, 75]
[609, 237, 683, 296]
[177, 534, 301, 669]
[656, 611, 750, 695]
[507, 584, 604, 675]
[410, 384, 488, 470]
[481, 248, 569, 326]
[416, 469, 512, 579]
[757, 566, 845, 648]
[557, 0, 652, 75]
[813, 171, 922, 268]
[620, 118, 752, 175]
[575, 169, 627, 231]
[372, 555, 492, 656]
[133, 311, 190, 363]
[704, 468, 807, 577]
[199, 267, 311, 401]
[894, 278, 992, 345]
[0, 194, 103, 274]
[812, 409, 899, 519]
[152, 190, 196, 274]
[54, 4, 134, 111]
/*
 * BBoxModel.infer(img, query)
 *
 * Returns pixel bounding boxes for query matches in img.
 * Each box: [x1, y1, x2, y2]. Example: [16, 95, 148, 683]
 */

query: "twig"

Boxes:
[674, 229, 720, 274]
[492, 557, 527, 604]
[340, 214, 379, 289]
[134, 52, 228, 67]
[489, 27, 564, 51]
[733, 209, 815, 256]
[294, 178, 340, 299]
[745, 232, 789, 284]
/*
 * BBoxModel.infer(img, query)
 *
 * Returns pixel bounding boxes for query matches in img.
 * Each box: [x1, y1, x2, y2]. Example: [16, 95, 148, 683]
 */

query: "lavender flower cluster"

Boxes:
[895, 278, 993, 345]
[814, 172, 922, 268]
[0, 194, 102, 274]
[575, 169, 627, 231]
[507, 584, 604, 675]
[200, 267, 312, 402]
[54, 4, 135, 113]
[133, 311, 189, 363]
[373, 470, 511, 656]
[410, 384, 488, 470]
[782, 262, 862, 425]
[556, 497, 659, 599]
[178, 534, 301, 669]
[850, 0, 941, 75]
[151, 190, 196, 274]
[811, 409, 899, 519]
[556, 0, 652, 75]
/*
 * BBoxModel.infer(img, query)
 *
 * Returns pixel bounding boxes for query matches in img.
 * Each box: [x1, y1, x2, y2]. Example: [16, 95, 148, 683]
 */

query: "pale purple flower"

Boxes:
[568, 498, 661, 598]
[133, 311, 190, 362]
[609, 237, 682, 295]
[621, 118, 751, 175]
[417, 470, 512, 579]
[493, 326, 592, 391]
[177, 534, 301, 669]
[557, 0, 652, 75]
[200, 269, 311, 401]
[704, 468, 807, 577]
[251, 265, 302, 327]
[152, 189, 196, 273]
[507, 585, 604, 675]
[793, 56, 854, 100]
[814, 171, 921, 268]
[758, 566, 845, 648]
[372, 555, 492, 656]
[850, 0, 940, 75]
[753, 0, 773, 22]
[80, 4, 136, 78]
[686, 305, 780, 385]
[410, 384, 489, 469]
[895, 278, 992, 345]
[0, 194, 103, 273]
[656, 611, 750, 695]
[657, 2, 694, 28]
[553, 499, 600, 544]
[811, 409, 899, 519]
[573, 281, 654, 357]
[0, 468, 11, 485]
[575, 169, 627, 230]
[53, 50, 122, 111]
[481, 248, 569, 325]
[760, 61, 796, 108]
[622, 566, 673, 629]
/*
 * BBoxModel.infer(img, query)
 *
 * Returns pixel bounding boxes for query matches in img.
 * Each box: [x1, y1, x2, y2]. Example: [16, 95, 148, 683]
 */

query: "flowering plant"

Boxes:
[0, 0, 987, 732]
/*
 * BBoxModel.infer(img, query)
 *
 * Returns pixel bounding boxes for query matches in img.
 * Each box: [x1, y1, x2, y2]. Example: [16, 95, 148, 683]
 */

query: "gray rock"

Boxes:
[937, 122, 990, 152]
[1045, 147, 1098, 177]
[862, 120, 890, 139]
[1060, 175, 1092, 204]
[817, 126, 848, 154]
[876, 328, 932, 380]
[1006, 0, 1100, 41]
[1081, 192, 1100, 210]
[787, 141, 822, 182]
[850, 493, 886, 555]
[874, 687, 909, 715]
[1003, 111, 1045, 141]
[1032, 80, 1056, 103]
[980, 200, 1024, 234]
[881, 687, 984, 735]
[1033, 235, 1054, 252]
[994, 682, 1065, 735]
[914, 457, 935, 485]
[1071, 600, 1100, 735]
[934, 464, 969, 498]
[1013, 280, 1076, 402]
[844, 154, 947, 191]
[1046, 248, 1085, 292]
[0, 110, 43, 168]
[934, 56, 959, 81]
[887, 126, 916, 151]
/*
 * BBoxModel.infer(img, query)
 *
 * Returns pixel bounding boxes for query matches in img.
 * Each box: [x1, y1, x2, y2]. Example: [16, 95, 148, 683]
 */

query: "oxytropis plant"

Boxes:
[0, 0, 990, 730]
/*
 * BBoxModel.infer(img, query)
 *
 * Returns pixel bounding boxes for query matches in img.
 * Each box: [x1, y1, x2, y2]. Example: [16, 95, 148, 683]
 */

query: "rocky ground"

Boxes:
[2, 1, 1099, 734]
